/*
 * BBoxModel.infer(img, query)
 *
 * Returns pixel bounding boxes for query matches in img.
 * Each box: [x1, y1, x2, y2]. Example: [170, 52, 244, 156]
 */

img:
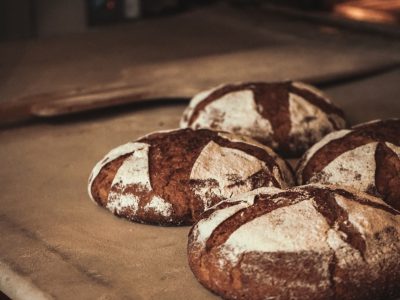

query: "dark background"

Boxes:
[0, 0, 347, 41]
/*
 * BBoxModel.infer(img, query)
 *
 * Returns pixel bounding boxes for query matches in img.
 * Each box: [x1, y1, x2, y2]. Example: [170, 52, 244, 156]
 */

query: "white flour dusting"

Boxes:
[188, 90, 274, 142]
[144, 195, 173, 217]
[195, 187, 282, 243]
[296, 129, 351, 183]
[217, 132, 294, 187]
[386, 142, 400, 158]
[335, 193, 399, 237]
[309, 142, 378, 192]
[88, 142, 147, 202]
[191, 185, 400, 271]
[222, 200, 331, 263]
[89, 142, 173, 217]
[105, 143, 152, 214]
[292, 81, 331, 103]
[107, 192, 140, 214]
[288, 93, 334, 148]
[190, 141, 269, 208]
[180, 85, 221, 127]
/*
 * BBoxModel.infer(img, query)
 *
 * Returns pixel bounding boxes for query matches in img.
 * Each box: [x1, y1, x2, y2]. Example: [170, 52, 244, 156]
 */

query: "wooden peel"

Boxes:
[1, 54, 399, 126]
[31, 85, 152, 117]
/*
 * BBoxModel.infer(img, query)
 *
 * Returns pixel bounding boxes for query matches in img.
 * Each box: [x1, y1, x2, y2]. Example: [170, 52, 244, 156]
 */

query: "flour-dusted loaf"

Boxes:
[296, 119, 400, 210]
[180, 81, 346, 157]
[88, 128, 294, 225]
[188, 184, 400, 300]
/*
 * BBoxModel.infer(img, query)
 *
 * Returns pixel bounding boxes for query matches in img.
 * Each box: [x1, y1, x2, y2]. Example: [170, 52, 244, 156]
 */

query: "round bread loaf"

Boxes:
[180, 81, 346, 157]
[88, 128, 294, 225]
[296, 119, 400, 210]
[188, 184, 400, 300]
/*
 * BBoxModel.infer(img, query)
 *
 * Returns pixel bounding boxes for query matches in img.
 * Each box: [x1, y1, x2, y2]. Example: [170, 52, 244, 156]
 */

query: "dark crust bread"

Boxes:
[89, 128, 294, 225]
[188, 185, 400, 300]
[181, 81, 346, 157]
[297, 119, 400, 210]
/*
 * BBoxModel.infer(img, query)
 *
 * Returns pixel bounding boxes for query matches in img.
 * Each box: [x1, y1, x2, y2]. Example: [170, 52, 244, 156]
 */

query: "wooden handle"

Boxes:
[0, 102, 33, 125]
[31, 60, 399, 118]
[304, 61, 400, 88]
[1, 60, 399, 126]
[31, 86, 154, 117]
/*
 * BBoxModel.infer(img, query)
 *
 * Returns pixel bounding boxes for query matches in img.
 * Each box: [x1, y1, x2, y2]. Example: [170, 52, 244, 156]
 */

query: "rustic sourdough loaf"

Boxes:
[296, 119, 400, 210]
[188, 184, 400, 300]
[88, 128, 294, 225]
[180, 81, 346, 157]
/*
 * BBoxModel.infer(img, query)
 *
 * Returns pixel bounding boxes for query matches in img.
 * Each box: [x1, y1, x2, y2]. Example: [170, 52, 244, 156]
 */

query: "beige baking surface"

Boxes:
[1, 68, 400, 299]
[0, 104, 221, 300]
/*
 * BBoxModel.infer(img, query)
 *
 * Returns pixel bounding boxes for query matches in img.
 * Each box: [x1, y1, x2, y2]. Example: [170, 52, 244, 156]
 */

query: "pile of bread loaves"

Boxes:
[88, 81, 400, 300]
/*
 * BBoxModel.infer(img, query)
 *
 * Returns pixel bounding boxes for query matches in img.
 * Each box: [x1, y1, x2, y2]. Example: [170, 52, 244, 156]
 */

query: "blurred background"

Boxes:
[0, 0, 399, 40]
[0, 0, 399, 127]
